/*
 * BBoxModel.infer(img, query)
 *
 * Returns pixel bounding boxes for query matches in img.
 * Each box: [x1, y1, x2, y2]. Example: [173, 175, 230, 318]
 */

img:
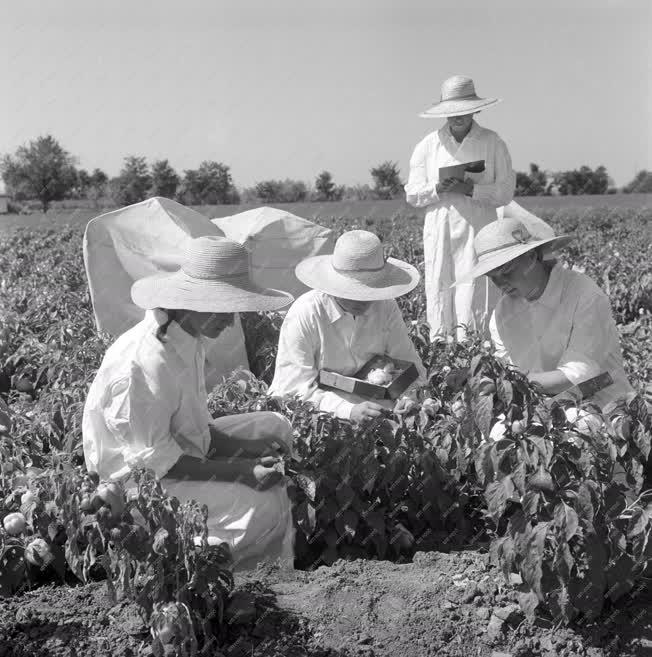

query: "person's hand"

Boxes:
[243, 456, 285, 491]
[350, 401, 385, 424]
[393, 396, 417, 415]
[437, 177, 473, 196]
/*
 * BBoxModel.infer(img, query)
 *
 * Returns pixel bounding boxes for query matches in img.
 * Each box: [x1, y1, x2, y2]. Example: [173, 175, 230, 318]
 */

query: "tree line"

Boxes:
[1, 135, 650, 213]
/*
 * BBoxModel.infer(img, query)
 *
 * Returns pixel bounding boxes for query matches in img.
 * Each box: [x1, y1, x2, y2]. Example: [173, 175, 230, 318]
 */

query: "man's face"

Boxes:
[333, 296, 373, 316]
[446, 113, 474, 136]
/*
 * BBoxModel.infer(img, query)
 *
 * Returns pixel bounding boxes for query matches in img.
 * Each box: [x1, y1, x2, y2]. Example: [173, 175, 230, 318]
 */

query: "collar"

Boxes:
[440, 119, 480, 146]
[322, 293, 345, 324]
[321, 293, 375, 324]
[527, 262, 564, 309]
[145, 309, 202, 365]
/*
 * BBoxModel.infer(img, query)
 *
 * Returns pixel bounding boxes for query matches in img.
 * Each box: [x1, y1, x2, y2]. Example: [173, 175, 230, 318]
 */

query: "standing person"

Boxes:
[456, 217, 634, 407]
[269, 230, 427, 423]
[405, 75, 516, 341]
[83, 236, 296, 571]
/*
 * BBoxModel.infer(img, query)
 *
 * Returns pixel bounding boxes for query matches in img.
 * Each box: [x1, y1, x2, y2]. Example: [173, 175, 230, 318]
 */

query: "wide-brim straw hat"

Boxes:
[295, 230, 420, 301]
[131, 235, 294, 312]
[420, 75, 501, 118]
[455, 217, 573, 285]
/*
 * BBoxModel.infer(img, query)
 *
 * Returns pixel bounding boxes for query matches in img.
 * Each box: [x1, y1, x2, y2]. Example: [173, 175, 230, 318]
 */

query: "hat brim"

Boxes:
[453, 235, 574, 286]
[295, 256, 420, 301]
[131, 270, 294, 313]
[419, 97, 501, 119]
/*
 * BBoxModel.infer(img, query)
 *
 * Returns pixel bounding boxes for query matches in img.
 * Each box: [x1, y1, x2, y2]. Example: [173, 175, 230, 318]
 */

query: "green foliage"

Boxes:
[0, 205, 651, 632]
[178, 161, 239, 206]
[515, 163, 549, 197]
[551, 165, 610, 196]
[150, 159, 180, 199]
[370, 161, 403, 200]
[1, 135, 78, 212]
[313, 171, 344, 202]
[251, 178, 308, 204]
[623, 170, 652, 194]
[111, 156, 152, 206]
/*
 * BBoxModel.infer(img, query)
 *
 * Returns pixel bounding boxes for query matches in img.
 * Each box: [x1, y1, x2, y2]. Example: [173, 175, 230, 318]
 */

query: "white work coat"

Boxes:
[405, 121, 515, 340]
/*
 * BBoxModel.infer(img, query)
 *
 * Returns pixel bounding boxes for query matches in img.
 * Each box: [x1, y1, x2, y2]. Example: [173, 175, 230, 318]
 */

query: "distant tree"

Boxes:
[280, 179, 308, 203]
[254, 180, 283, 203]
[253, 179, 308, 203]
[314, 170, 343, 201]
[370, 161, 403, 200]
[514, 163, 549, 196]
[150, 159, 180, 198]
[240, 187, 259, 204]
[178, 161, 238, 205]
[0, 135, 78, 211]
[89, 168, 108, 189]
[551, 165, 609, 195]
[73, 168, 92, 199]
[623, 170, 652, 194]
[86, 168, 109, 207]
[113, 156, 151, 205]
[342, 184, 374, 201]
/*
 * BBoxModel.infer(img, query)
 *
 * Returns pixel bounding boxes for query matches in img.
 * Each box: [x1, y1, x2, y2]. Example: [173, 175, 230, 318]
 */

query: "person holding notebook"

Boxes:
[405, 75, 516, 341]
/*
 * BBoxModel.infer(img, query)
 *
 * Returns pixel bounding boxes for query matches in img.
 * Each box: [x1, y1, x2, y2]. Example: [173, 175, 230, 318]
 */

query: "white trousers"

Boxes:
[161, 411, 294, 572]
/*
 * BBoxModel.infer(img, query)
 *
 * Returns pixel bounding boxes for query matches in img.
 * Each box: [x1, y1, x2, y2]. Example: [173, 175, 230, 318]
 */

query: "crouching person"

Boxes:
[82, 236, 296, 571]
[456, 217, 634, 408]
[269, 230, 427, 423]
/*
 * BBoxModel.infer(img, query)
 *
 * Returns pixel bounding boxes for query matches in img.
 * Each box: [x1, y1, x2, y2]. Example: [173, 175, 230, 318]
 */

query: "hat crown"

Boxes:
[181, 236, 249, 280]
[474, 218, 534, 260]
[441, 75, 478, 102]
[332, 230, 385, 272]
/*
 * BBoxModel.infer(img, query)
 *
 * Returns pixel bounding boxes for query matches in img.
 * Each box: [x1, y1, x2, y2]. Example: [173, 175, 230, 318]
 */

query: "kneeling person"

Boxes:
[457, 218, 634, 407]
[269, 230, 427, 423]
[83, 236, 295, 570]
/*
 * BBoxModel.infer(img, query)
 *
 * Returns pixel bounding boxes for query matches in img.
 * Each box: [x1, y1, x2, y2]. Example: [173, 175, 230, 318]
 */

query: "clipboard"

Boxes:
[439, 160, 485, 181]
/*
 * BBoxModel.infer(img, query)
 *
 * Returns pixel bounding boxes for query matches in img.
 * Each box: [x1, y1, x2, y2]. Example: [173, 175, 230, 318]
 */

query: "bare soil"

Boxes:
[0, 551, 650, 657]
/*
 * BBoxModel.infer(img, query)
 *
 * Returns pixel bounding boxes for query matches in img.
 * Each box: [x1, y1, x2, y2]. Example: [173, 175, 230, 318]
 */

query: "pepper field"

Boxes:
[0, 200, 651, 657]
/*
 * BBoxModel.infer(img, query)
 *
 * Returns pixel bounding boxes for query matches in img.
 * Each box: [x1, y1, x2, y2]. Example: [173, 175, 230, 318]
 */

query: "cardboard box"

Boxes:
[318, 356, 419, 401]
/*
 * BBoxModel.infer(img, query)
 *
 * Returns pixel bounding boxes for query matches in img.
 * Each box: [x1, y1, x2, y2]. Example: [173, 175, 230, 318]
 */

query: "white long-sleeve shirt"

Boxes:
[268, 290, 427, 419]
[489, 263, 634, 407]
[83, 310, 212, 480]
[405, 121, 515, 210]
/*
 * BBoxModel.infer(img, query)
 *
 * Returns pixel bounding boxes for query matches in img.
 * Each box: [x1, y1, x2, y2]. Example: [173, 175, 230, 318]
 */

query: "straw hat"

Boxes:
[455, 218, 572, 285]
[131, 235, 294, 312]
[420, 75, 501, 118]
[295, 230, 420, 301]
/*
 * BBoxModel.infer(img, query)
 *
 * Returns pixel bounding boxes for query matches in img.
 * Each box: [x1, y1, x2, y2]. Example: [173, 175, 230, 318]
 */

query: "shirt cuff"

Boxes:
[405, 185, 439, 208]
[333, 399, 355, 421]
[117, 441, 185, 480]
[557, 357, 601, 387]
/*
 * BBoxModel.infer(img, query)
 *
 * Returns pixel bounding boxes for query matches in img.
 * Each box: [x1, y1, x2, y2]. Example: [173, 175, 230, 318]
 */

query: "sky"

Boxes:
[1, 0, 650, 189]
